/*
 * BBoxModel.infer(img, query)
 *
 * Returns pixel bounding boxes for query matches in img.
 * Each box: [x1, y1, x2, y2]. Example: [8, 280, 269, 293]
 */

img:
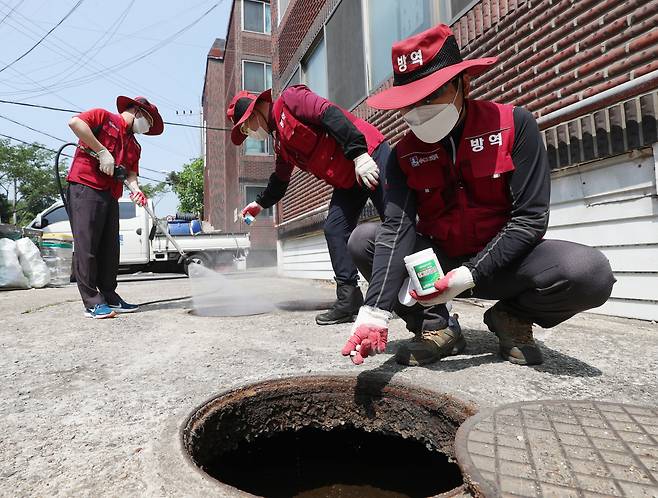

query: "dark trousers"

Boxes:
[67, 183, 121, 309]
[324, 142, 391, 286]
[349, 222, 615, 330]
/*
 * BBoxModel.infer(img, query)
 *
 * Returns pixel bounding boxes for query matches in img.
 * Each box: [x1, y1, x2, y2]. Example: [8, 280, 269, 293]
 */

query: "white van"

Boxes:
[28, 199, 250, 274]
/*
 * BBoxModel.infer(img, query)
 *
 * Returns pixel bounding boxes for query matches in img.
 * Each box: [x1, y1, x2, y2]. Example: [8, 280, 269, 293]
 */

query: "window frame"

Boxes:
[301, 30, 329, 100]
[241, 0, 271, 35]
[277, 0, 290, 25]
[244, 184, 274, 218]
[362, 0, 443, 92]
[243, 136, 273, 156]
[241, 59, 273, 93]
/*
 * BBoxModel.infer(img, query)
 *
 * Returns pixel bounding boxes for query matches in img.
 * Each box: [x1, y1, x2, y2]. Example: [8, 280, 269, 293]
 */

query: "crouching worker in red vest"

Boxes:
[227, 86, 391, 325]
[342, 24, 615, 366]
[67, 96, 164, 319]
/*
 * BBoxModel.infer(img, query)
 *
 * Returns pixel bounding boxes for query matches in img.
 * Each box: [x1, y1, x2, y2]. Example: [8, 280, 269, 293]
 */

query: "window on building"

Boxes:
[245, 185, 273, 217]
[302, 36, 328, 99]
[277, 0, 290, 24]
[244, 136, 273, 155]
[285, 66, 301, 88]
[366, 0, 434, 90]
[450, 0, 477, 21]
[243, 61, 272, 92]
[243, 0, 271, 34]
[326, 0, 366, 109]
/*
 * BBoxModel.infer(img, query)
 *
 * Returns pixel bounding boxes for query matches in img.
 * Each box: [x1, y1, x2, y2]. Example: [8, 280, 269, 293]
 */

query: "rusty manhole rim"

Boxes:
[180, 373, 479, 497]
[454, 399, 658, 498]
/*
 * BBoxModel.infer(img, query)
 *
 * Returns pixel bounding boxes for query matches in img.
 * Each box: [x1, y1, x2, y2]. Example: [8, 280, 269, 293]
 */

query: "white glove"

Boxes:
[410, 266, 475, 306]
[353, 153, 379, 190]
[97, 148, 115, 176]
[341, 306, 392, 365]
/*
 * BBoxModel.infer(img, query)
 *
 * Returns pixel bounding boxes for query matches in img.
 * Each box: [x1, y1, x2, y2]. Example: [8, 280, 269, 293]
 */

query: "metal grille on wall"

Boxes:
[541, 90, 658, 170]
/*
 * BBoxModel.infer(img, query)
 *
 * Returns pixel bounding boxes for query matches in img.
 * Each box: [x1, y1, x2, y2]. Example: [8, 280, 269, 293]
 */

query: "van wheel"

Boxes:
[183, 252, 211, 275]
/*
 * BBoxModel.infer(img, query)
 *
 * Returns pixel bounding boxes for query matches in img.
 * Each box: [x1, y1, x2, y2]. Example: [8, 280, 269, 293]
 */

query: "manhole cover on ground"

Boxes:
[182, 375, 477, 497]
[455, 400, 658, 498]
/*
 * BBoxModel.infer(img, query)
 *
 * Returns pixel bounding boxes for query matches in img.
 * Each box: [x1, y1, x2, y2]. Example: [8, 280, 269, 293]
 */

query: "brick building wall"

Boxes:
[273, 0, 658, 231]
[202, 0, 277, 260]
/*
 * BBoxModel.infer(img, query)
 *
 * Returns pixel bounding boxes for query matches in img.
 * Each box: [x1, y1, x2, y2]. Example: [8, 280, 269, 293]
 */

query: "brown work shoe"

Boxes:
[395, 314, 466, 366]
[483, 305, 543, 365]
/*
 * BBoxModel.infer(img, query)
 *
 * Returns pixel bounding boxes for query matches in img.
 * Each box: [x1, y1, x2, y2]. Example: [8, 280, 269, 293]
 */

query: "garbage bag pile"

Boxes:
[0, 238, 51, 289]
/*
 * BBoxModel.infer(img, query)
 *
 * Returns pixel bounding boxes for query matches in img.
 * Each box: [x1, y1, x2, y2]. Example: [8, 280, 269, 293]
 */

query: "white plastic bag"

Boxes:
[0, 238, 30, 289]
[16, 237, 51, 288]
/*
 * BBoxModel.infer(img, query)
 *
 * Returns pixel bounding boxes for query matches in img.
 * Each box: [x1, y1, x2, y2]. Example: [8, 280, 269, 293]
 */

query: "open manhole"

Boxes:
[182, 375, 476, 497]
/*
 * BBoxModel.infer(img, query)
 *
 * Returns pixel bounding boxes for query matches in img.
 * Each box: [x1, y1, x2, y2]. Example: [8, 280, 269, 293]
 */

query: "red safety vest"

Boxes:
[397, 99, 516, 258]
[67, 111, 141, 199]
[272, 97, 384, 189]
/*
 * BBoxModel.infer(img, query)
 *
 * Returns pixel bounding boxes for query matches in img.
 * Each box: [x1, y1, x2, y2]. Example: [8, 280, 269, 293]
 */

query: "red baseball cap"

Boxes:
[227, 89, 272, 145]
[367, 24, 498, 110]
[116, 96, 164, 135]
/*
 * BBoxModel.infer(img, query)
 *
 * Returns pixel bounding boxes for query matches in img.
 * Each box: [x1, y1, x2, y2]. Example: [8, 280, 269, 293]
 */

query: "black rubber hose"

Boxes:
[54, 143, 78, 215]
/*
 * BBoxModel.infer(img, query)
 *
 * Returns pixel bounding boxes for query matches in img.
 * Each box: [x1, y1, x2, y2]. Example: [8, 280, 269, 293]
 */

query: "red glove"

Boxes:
[341, 306, 391, 365]
[410, 266, 475, 306]
[241, 201, 262, 218]
[130, 190, 147, 207]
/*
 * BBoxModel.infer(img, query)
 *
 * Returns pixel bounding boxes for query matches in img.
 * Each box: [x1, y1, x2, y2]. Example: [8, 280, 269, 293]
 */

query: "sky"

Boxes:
[0, 0, 233, 217]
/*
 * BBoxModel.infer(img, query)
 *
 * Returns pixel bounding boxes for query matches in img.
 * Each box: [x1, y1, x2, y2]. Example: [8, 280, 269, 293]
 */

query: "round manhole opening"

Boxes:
[182, 375, 477, 497]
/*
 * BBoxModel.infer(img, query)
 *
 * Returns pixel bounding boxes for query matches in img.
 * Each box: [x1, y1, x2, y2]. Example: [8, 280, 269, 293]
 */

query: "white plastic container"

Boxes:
[403, 248, 444, 296]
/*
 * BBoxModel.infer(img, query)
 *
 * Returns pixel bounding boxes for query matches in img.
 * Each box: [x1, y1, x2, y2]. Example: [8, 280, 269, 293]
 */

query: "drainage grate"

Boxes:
[455, 400, 658, 497]
[182, 375, 476, 497]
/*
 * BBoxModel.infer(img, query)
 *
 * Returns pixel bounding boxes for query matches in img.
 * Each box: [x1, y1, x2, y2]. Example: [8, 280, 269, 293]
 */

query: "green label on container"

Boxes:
[414, 260, 440, 290]
[42, 241, 73, 249]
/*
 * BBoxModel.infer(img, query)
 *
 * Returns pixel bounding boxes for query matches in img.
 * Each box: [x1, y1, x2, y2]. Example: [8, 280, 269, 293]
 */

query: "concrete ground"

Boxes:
[1, 269, 657, 497]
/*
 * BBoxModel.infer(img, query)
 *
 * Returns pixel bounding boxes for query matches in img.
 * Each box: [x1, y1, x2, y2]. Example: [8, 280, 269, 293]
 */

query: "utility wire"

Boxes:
[0, 0, 85, 74]
[0, 113, 69, 142]
[0, 98, 232, 131]
[0, 0, 24, 28]
[0, 132, 170, 184]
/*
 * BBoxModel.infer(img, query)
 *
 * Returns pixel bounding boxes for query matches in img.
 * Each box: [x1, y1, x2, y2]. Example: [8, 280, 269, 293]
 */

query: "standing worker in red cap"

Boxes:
[342, 24, 615, 366]
[227, 86, 391, 325]
[66, 96, 164, 319]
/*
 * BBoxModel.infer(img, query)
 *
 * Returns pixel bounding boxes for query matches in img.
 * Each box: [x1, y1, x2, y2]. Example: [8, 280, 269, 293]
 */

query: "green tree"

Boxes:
[0, 139, 63, 226]
[169, 157, 203, 216]
[140, 181, 169, 203]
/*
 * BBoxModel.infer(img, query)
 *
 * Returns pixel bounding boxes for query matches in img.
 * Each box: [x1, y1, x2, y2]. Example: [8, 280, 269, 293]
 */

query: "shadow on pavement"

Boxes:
[383, 326, 602, 378]
[138, 296, 192, 311]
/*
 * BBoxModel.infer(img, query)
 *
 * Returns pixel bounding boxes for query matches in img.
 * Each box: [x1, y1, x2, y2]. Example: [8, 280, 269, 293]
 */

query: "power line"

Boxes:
[0, 0, 85, 74]
[0, 0, 25, 28]
[0, 98, 232, 131]
[0, 113, 69, 142]
[0, 132, 169, 184]
[0, 132, 73, 157]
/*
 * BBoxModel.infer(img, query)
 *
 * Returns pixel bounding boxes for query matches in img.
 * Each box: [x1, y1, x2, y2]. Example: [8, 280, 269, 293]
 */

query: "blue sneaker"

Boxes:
[108, 299, 139, 313]
[84, 304, 117, 319]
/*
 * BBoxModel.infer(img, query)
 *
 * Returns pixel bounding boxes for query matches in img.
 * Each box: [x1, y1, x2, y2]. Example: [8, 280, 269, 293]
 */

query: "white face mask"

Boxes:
[133, 114, 151, 134]
[403, 80, 462, 143]
[247, 127, 270, 141]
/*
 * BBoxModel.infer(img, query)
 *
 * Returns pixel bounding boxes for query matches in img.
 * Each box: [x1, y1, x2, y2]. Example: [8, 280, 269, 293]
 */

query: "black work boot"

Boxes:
[395, 314, 466, 366]
[483, 304, 543, 365]
[315, 283, 364, 325]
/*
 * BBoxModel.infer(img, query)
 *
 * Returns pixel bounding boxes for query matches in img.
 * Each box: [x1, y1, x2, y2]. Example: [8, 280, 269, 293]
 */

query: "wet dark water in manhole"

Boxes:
[206, 426, 462, 497]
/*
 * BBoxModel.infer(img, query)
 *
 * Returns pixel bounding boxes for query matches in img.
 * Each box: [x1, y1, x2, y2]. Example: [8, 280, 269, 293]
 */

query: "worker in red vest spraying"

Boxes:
[227, 86, 395, 326]
[342, 24, 615, 366]
[67, 96, 164, 319]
